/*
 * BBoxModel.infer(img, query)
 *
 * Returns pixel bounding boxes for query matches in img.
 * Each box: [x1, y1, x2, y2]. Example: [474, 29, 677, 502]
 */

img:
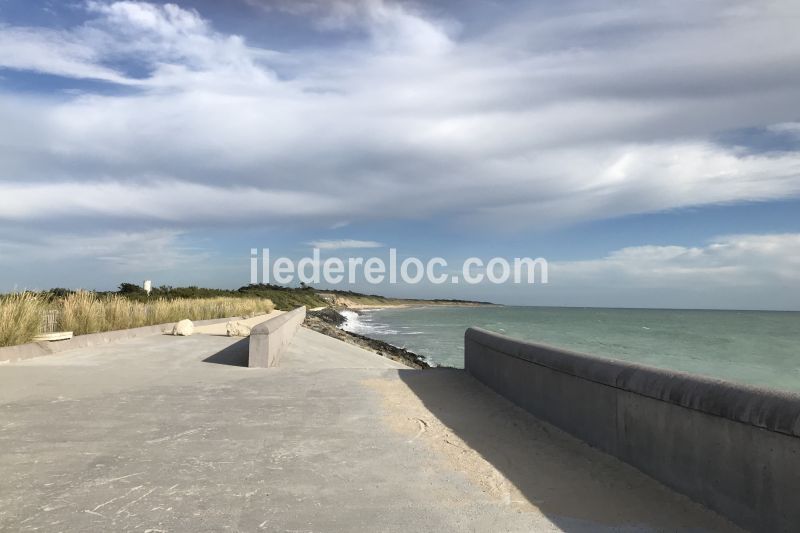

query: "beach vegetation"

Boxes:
[0, 291, 275, 347]
[0, 292, 46, 348]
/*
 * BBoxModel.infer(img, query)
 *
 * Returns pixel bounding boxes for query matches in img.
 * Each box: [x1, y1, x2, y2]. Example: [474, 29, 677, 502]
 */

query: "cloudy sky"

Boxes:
[1, 0, 799, 309]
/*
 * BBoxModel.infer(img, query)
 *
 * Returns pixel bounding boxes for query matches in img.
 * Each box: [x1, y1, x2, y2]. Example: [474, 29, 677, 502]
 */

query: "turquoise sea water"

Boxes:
[341, 306, 800, 393]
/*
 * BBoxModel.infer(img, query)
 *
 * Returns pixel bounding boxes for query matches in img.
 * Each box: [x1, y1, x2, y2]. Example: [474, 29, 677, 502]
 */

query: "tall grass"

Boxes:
[0, 292, 275, 346]
[0, 292, 46, 347]
[60, 291, 107, 335]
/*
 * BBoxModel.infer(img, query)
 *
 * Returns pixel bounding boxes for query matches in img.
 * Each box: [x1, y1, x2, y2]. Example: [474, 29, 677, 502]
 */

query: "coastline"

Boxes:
[313, 305, 800, 391]
[303, 308, 430, 369]
[303, 300, 495, 368]
[316, 292, 497, 311]
[301, 292, 496, 366]
[342, 302, 494, 310]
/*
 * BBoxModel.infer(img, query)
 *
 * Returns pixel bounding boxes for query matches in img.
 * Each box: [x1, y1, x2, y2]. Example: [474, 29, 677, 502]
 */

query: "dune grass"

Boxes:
[0, 292, 46, 348]
[0, 291, 275, 346]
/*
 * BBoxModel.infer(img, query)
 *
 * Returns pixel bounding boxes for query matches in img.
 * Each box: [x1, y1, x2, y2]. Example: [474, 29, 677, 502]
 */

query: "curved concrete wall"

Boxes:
[465, 327, 800, 533]
[248, 306, 306, 368]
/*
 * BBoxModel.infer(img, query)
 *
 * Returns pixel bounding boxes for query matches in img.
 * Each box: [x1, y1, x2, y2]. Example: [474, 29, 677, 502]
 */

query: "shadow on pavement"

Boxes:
[202, 338, 249, 367]
[396, 368, 736, 533]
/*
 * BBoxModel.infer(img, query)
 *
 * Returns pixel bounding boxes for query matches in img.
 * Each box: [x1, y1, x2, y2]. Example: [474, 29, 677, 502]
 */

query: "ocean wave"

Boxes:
[340, 310, 399, 335]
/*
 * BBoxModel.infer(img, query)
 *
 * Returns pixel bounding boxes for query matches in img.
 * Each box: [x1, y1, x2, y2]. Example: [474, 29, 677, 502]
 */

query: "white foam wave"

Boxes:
[340, 310, 399, 335]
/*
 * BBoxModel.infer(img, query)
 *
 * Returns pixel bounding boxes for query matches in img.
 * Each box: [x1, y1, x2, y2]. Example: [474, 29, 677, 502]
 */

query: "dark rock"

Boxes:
[307, 307, 346, 326]
[303, 315, 430, 369]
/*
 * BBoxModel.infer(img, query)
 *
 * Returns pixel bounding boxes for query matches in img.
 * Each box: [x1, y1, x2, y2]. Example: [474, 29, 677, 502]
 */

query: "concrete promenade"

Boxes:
[0, 327, 741, 532]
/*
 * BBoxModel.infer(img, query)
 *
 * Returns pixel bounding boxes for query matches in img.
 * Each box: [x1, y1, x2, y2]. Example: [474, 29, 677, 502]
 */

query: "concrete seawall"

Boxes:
[248, 306, 306, 368]
[464, 327, 800, 533]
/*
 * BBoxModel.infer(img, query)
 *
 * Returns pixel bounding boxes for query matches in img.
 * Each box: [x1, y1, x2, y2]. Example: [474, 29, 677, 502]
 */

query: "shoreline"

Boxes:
[341, 302, 496, 310]
[316, 292, 497, 311]
[303, 308, 430, 369]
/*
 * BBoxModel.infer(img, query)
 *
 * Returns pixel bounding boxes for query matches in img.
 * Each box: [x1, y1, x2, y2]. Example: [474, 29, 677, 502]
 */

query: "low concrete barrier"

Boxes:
[248, 306, 306, 368]
[465, 327, 800, 533]
[0, 316, 242, 363]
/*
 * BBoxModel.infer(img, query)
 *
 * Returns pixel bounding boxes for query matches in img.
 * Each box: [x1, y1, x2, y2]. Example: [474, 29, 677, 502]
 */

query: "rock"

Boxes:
[303, 315, 429, 369]
[226, 321, 252, 337]
[172, 319, 194, 336]
[307, 307, 346, 326]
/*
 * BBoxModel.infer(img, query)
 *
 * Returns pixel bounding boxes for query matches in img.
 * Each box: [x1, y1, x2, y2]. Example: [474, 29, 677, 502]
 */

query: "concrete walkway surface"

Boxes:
[192, 311, 284, 336]
[0, 327, 742, 532]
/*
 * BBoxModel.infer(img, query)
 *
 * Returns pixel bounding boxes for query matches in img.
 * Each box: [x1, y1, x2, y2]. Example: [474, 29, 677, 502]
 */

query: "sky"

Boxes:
[0, 0, 799, 309]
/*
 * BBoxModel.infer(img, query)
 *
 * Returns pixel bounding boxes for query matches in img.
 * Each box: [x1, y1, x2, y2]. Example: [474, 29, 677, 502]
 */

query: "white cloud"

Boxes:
[0, 27, 131, 83]
[0, 0, 798, 233]
[244, 0, 455, 54]
[0, 180, 344, 222]
[554, 233, 800, 288]
[307, 239, 384, 250]
[0, 229, 207, 271]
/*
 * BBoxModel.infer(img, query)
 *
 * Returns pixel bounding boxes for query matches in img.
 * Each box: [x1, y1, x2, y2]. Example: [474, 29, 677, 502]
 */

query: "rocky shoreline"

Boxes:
[304, 308, 430, 369]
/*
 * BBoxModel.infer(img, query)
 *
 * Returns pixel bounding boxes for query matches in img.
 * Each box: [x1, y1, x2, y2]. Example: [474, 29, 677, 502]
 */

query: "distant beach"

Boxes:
[317, 291, 496, 310]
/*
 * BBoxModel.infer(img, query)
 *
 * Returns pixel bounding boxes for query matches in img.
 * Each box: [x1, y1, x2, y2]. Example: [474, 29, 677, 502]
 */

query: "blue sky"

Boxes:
[1, 0, 799, 309]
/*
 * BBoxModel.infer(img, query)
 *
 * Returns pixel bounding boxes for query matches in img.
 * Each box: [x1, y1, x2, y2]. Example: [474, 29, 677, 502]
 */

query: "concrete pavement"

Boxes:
[0, 327, 741, 532]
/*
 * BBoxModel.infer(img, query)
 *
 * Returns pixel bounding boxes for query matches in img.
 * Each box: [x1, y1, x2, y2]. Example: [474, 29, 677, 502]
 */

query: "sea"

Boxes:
[340, 306, 800, 393]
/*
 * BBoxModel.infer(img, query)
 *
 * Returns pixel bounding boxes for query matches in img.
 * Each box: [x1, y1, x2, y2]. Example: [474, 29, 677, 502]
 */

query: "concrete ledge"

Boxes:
[465, 326, 800, 533]
[0, 317, 243, 363]
[248, 306, 306, 368]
